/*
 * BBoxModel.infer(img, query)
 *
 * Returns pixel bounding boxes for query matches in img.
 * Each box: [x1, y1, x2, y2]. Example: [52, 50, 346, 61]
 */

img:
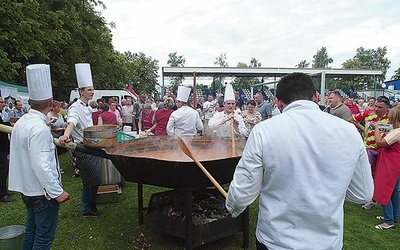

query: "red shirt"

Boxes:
[345, 104, 360, 114]
[100, 111, 118, 125]
[141, 110, 155, 131]
[154, 109, 174, 136]
[92, 110, 102, 125]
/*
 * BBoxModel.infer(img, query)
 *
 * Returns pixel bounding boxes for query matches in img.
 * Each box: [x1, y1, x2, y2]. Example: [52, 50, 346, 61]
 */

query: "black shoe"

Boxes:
[82, 211, 101, 217]
[0, 195, 15, 202]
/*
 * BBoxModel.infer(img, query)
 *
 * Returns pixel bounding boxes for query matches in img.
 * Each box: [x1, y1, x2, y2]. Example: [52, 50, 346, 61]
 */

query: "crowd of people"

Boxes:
[1, 67, 400, 249]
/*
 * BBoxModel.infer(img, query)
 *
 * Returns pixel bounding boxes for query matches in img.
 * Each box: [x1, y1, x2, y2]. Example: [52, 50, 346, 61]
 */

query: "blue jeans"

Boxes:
[382, 177, 400, 225]
[82, 185, 99, 214]
[21, 194, 60, 250]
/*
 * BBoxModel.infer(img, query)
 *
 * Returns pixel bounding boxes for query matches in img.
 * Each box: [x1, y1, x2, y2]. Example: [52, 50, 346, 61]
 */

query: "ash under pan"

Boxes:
[150, 189, 229, 225]
[145, 189, 248, 248]
[105, 136, 247, 188]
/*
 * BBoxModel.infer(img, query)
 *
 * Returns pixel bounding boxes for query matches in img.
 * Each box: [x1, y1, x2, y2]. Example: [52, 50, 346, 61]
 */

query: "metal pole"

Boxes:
[320, 72, 326, 105]
[161, 67, 165, 99]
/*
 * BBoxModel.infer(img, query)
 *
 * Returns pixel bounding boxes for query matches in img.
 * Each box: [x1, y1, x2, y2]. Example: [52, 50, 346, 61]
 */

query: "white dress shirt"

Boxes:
[166, 105, 203, 135]
[208, 111, 246, 137]
[226, 100, 373, 250]
[9, 109, 63, 199]
[66, 100, 93, 143]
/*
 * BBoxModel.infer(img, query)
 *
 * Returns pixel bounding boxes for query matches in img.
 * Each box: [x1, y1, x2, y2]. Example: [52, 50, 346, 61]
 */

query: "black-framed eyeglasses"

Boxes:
[376, 96, 389, 106]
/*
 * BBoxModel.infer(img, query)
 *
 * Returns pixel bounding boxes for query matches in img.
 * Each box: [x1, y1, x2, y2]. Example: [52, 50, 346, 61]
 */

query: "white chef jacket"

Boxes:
[208, 111, 246, 137]
[226, 100, 373, 250]
[9, 109, 63, 199]
[67, 100, 93, 143]
[166, 105, 203, 135]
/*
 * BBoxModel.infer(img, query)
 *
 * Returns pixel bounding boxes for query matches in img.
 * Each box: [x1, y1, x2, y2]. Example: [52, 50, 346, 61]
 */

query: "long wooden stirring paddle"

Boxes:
[0, 123, 77, 150]
[177, 136, 227, 198]
[230, 117, 237, 157]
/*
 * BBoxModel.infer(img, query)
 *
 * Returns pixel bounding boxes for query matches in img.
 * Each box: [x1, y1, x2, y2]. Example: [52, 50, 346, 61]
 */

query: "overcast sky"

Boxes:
[97, 0, 400, 83]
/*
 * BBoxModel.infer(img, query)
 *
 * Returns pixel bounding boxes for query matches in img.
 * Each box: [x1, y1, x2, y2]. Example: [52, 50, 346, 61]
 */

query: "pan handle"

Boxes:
[113, 127, 122, 134]
[86, 138, 100, 144]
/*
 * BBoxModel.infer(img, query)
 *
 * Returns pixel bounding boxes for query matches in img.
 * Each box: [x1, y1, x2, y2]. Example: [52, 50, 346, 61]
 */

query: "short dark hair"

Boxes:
[328, 90, 341, 98]
[376, 96, 390, 106]
[28, 98, 52, 111]
[276, 73, 316, 104]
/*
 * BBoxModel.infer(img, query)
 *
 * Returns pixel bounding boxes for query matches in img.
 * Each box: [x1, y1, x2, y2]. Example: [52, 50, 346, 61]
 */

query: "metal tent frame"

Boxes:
[161, 67, 382, 105]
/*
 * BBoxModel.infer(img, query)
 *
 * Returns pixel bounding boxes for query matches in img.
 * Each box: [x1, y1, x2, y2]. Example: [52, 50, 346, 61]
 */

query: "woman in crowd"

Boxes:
[90, 101, 102, 125]
[109, 97, 122, 125]
[371, 105, 400, 230]
[138, 103, 155, 135]
[241, 99, 262, 138]
[150, 97, 175, 136]
[98, 103, 121, 126]
[47, 100, 66, 138]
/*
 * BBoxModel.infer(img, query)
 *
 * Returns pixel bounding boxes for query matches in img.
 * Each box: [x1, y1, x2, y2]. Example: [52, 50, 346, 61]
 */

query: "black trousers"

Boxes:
[0, 152, 9, 197]
[256, 239, 268, 250]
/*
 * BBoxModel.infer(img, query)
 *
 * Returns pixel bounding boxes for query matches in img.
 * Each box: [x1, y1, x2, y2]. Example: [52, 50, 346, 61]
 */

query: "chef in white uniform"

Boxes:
[166, 86, 203, 135]
[9, 64, 70, 249]
[208, 83, 246, 137]
[59, 63, 102, 217]
[226, 73, 373, 250]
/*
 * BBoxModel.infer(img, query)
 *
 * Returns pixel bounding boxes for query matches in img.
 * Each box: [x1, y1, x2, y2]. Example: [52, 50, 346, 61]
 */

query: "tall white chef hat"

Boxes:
[26, 64, 53, 101]
[176, 86, 191, 102]
[75, 63, 93, 88]
[224, 83, 235, 103]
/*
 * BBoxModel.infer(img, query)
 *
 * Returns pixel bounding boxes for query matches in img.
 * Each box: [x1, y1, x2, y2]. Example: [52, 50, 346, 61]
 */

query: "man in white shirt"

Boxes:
[208, 83, 246, 137]
[59, 63, 101, 218]
[121, 97, 134, 131]
[226, 73, 373, 250]
[9, 64, 70, 249]
[166, 86, 203, 135]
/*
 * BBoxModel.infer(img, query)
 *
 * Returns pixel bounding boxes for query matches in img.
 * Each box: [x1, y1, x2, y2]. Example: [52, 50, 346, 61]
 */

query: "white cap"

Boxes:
[75, 63, 93, 88]
[176, 86, 191, 102]
[26, 64, 53, 101]
[224, 83, 235, 103]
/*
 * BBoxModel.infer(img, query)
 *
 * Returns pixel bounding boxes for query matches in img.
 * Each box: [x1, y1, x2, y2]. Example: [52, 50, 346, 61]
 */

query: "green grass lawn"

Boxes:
[1, 152, 399, 249]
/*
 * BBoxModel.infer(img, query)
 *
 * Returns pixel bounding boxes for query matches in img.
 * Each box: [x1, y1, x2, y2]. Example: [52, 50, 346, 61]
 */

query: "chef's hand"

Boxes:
[223, 113, 234, 123]
[56, 191, 70, 203]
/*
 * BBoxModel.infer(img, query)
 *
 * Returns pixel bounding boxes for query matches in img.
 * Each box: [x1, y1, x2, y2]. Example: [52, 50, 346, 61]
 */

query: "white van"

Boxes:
[69, 89, 137, 105]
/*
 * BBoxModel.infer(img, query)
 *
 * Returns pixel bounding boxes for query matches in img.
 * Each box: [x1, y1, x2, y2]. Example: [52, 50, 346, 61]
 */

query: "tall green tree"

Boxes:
[392, 65, 400, 80]
[212, 53, 229, 93]
[214, 53, 229, 67]
[341, 46, 390, 90]
[232, 59, 262, 90]
[124, 52, 159, 98]
[249, 58, 261, 68]
[296, 60, 310, 68]
[0, 0, 128, 100]
[312, 47, 333, 68]
[167, 52, 185, 93]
